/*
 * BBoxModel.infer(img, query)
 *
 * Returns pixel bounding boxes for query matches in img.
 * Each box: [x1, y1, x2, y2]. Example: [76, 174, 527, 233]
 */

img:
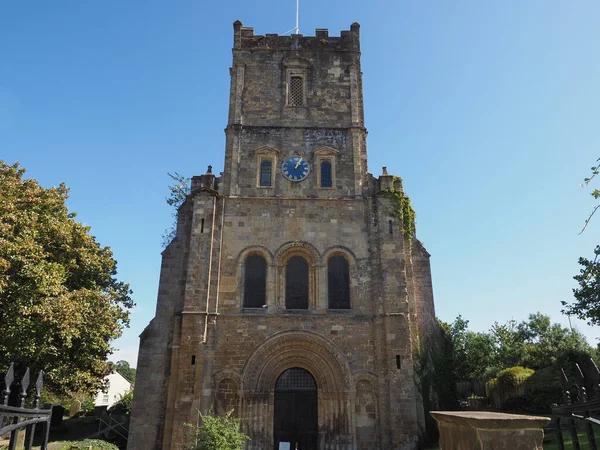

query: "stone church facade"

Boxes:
[128, 21, 437, 450]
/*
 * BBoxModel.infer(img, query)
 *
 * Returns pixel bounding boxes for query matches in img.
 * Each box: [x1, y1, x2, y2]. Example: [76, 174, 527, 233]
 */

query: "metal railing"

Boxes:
[552, 359, 600, 450]
[0, 363, 51, 450]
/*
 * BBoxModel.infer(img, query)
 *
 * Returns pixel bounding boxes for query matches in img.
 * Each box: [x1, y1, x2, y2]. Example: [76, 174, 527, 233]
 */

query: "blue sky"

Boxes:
[2, 1, 599, 365]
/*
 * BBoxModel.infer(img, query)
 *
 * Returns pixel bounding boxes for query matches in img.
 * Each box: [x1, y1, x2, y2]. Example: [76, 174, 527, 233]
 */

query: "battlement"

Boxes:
[233, 21, 360, 52]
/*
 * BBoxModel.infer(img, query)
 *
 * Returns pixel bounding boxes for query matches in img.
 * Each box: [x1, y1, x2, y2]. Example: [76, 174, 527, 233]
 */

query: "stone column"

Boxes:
[431, 411, 550, 450]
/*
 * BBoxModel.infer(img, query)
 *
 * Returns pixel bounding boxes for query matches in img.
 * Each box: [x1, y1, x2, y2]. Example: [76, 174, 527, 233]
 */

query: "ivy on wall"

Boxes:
[383, 178, 416, 238]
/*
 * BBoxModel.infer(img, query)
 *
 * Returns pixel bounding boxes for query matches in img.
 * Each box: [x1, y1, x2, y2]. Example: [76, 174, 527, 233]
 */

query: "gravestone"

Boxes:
[69, 399, 81, 417]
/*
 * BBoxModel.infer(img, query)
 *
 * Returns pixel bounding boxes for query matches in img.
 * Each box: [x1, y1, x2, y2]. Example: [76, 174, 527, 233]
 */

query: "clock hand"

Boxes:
[295, 157, 302, 169]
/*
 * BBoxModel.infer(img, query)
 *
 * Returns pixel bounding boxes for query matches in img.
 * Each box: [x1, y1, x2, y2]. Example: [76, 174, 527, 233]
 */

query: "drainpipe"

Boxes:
[214, 197, 226, 316]
[202, 196, 217, 344]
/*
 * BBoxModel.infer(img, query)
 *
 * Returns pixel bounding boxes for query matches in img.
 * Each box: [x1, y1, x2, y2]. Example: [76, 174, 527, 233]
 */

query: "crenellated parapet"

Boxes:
[233, 20, 360, 52]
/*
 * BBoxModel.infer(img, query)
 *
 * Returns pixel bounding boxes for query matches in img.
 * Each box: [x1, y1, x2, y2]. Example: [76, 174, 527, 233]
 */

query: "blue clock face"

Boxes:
[282, 156, 310, 181]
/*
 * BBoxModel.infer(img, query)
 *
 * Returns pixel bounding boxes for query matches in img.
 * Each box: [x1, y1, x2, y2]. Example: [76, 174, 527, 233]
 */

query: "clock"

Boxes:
[281, 156, 310, 181]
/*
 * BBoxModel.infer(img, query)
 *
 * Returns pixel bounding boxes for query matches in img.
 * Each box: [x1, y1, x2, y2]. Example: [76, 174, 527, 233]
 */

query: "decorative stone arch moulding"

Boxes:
[213, 368, 243, 393]
[237, 245, 275, 266]
[212, 369, 242, 416]
[274, 241, 321, 266]
[351, 370, 379, 394]
[241, 330, 352, 393]
[322, 245, 356, 264]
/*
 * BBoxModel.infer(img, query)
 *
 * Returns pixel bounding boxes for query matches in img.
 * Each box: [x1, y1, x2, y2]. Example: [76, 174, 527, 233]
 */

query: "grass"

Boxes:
[544, 430, 588, 450]
[544, 424, 600, 450]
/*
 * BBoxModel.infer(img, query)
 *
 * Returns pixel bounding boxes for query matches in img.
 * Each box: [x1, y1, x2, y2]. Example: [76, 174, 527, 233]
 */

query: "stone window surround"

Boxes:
[238, 246, 274, 311]
[237, 243, 357, 313]
[313, 147, 340, 190]
[253, 146, 279, 189]
[286, 70, 306, 107]
[283, 56, 311, 108]
[278, 247, 317, 311]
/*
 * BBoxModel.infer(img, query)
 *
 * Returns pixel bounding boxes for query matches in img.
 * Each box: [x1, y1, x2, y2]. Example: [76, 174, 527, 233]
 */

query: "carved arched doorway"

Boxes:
[241, 331, 354, 450]
[274, 368, 318, 450]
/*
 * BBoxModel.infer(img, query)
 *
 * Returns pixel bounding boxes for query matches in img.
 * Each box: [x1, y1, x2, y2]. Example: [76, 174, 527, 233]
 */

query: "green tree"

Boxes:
[0, 161, 133, 396]
[186, 410, 250, 450]
[449, 316, 496, 380]
[161, 172, 190, 248]
[112, 360, 136, 383]
[562, 159, 600, 325]
[519, 312, 592, 369]
[448, 313, 594, 381]
[563, 247, 600, 325]
[490, 319, 526, 369]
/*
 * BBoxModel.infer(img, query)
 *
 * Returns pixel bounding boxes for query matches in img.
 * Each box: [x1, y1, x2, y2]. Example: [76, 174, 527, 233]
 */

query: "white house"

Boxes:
[94, 372, 132, 408]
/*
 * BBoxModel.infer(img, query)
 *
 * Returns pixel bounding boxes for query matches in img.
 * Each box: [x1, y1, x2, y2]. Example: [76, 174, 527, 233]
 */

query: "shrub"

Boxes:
[81, 398, 95, 415]
[56, 439, 119, 450]
[495, 366, 534, 387]
[500, 368, 563, 414]
[186, 410, 250, 450]
[109, 390, 133, 415]
[486, 366, 534, 408]
[524, 385, 563, 413]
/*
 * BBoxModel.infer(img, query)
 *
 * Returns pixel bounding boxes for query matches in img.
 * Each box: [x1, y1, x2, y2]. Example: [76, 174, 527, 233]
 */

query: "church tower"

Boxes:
[129, 22, 438, 450]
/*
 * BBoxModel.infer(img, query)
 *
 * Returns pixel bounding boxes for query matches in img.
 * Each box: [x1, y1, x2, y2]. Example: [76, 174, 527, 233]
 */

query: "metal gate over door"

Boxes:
[274, 368, 318, 450]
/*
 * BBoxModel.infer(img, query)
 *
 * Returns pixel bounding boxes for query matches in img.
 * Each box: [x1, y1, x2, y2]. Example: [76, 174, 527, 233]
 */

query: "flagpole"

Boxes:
[295, 0, 299, 34]
[280, 0, 300, 35]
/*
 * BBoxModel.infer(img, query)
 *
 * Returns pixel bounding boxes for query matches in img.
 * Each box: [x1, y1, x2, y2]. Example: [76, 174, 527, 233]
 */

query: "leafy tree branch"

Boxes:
[161, 172, 191, 248]
[0, 160, 133, 396]
[579, 157, 600, 234]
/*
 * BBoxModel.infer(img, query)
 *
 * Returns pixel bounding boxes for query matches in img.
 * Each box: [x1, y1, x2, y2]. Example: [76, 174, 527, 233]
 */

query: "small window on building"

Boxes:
[288, 75, 304, 106]
[328, 255, 350, 309]
[102, 394, 109, 404]
[244, 254, 267, 308]
[320, 160, 332, 188]
[260, 159, 272, 187]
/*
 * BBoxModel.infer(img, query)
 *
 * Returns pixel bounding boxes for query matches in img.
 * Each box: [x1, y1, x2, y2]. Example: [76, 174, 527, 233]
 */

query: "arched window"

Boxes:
[320, 160, 332, 188]
[244, 254, 267, 308]
[328, 255, 350, 309]
[286, 256, 309, 309]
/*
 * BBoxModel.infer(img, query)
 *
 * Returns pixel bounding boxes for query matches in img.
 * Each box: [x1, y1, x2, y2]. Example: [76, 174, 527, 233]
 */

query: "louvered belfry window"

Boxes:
[289, 76, 304, 106]
[244, 254, 267, 308]
[285, 256, 309, 309]
[328, 255, 350, 309]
